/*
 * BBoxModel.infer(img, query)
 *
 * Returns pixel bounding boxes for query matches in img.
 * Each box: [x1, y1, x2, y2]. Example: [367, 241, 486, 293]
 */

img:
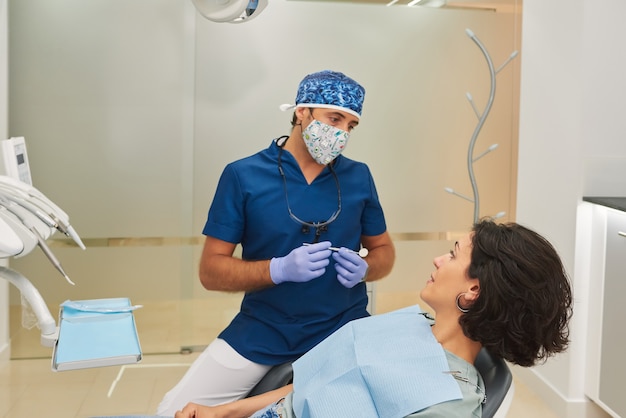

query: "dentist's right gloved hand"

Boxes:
[270, 241, 332, 285]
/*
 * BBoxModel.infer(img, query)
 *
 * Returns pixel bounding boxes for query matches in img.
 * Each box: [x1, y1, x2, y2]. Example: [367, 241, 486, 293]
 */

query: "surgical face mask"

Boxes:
[302, 119, 350, 165]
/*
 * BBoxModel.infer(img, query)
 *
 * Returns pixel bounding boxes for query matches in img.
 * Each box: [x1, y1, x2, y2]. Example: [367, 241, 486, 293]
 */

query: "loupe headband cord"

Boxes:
[276, 137, 342, 231]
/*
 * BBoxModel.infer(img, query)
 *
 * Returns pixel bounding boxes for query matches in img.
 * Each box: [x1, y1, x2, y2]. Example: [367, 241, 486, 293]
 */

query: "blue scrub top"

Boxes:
[203, 139, 388, 365]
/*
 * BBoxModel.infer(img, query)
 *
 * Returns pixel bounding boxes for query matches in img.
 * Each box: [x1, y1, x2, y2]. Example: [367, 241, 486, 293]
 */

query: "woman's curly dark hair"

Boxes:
[459, 220, 573, 367]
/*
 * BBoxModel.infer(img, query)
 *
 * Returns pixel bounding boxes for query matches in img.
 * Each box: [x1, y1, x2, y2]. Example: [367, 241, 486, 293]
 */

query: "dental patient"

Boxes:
[174, 220, 573, 418]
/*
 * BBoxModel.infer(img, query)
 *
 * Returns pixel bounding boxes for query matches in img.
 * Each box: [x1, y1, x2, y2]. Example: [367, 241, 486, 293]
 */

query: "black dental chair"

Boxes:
[475, 348, 514, 418]
[247, 360, 294, 398]
[246, 347, 514, 418]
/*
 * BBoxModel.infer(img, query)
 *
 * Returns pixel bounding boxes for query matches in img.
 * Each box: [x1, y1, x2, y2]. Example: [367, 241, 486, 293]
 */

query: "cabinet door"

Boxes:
[599, 210, 626, 417]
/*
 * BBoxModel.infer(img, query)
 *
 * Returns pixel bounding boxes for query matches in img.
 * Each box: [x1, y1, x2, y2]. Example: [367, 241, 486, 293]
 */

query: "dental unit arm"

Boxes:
[0, 266, 58, 347]
[1, 174, 86, 346]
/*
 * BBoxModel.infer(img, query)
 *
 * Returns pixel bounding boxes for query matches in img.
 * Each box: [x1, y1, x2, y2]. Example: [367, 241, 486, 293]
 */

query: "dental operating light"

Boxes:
[191, 0, 268, 23]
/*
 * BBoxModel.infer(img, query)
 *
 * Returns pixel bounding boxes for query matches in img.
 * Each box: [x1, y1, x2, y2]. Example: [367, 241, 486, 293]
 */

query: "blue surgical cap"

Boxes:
[283, 70, 366, 119]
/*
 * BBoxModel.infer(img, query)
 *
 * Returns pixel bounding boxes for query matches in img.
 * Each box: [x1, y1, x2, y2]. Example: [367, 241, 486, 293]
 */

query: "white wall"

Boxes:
[516, 0, 626, 416]
[0, 0, 9, 363]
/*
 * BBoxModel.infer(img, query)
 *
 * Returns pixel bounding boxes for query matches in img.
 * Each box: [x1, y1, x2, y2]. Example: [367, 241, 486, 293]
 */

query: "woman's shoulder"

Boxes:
[404, 351, 484, 418]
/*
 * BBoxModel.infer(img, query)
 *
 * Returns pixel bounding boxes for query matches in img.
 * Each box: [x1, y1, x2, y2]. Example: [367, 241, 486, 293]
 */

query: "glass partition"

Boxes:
[7, 0, 521, 359]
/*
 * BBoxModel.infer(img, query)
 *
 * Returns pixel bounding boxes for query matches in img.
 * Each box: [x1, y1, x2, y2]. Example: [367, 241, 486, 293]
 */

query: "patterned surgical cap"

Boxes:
[292, 70, 365, 118]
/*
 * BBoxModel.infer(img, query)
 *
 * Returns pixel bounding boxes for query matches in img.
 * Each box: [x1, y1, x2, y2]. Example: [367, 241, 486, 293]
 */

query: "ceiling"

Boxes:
[288, 0, 521, 13]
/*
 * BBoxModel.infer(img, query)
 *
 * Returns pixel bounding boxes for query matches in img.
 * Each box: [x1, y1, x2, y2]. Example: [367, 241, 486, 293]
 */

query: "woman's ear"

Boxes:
[464, 282, 481, 303]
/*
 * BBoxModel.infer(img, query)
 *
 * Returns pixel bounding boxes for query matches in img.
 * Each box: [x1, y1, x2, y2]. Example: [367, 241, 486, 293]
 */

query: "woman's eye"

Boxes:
[449, 250, 455, 259]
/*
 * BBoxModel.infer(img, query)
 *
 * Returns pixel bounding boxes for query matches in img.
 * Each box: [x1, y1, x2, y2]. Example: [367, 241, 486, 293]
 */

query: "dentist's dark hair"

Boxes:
[459, 220, 573, 367]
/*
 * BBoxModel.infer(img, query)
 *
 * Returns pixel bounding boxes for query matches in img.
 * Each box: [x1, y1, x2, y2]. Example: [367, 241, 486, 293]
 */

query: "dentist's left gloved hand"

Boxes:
[333, 248, 369, 289]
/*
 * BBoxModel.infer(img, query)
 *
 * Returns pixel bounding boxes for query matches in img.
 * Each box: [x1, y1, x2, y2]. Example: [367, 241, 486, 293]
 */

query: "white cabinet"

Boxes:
[583, 200, 626, 418]
[599, 210, 626, 417]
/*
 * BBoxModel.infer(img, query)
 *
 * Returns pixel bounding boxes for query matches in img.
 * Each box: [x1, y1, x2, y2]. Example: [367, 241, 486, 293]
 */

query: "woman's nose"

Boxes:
[433, 254, 447, 268]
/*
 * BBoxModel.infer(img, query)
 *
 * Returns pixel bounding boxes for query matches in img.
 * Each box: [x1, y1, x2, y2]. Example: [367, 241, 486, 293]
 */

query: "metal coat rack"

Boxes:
[445, 28, 518, 223]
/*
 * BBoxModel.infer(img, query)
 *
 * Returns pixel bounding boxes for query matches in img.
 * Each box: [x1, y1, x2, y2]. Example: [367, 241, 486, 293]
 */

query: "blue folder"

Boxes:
[52, 298, 142, 371]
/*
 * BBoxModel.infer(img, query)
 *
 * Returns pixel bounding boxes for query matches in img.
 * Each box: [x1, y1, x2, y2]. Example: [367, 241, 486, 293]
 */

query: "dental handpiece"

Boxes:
[0, 182, 86, 250]
[303, 243, 369, 258]
[30, 227, 75, 285]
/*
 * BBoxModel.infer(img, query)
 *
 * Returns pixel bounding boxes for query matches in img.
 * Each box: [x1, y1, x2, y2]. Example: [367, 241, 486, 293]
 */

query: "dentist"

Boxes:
[157, 70, 395, 415]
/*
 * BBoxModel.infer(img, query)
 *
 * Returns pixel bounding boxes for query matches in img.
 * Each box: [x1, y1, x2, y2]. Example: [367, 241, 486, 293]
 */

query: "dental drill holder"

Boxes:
[1, 172, 142, 370]
[0, 173, 88, 348]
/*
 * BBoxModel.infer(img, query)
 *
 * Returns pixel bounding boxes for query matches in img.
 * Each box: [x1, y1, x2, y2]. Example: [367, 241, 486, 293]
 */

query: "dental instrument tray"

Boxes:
[52, 298, 142, 371]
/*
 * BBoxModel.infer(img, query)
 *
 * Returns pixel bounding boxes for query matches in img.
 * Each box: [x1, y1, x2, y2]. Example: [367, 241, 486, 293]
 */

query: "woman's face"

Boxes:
[420, 233, 478, 313]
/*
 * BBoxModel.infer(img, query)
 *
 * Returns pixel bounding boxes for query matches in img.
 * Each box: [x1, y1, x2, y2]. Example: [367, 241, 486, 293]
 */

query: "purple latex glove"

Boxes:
[333, 248, 369, 288]
[270, 241, 332, 285]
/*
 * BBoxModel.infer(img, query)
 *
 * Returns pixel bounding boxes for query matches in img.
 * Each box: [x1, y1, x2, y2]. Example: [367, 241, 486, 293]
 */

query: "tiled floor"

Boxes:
[2, 294, 565, 418]
[0, 351, 562, 418]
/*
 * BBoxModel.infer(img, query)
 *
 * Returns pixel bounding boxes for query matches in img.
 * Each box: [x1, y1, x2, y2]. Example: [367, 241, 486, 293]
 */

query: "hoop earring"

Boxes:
[456, 293, 470, 314]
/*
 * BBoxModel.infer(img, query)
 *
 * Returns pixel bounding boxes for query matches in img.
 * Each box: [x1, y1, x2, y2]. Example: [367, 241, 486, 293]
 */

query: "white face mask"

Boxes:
[302, 119, 350, 165]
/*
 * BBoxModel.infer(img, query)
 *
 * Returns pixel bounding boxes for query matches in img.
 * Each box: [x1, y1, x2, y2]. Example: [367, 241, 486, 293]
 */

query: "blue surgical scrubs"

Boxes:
[203, 139, 388, 365]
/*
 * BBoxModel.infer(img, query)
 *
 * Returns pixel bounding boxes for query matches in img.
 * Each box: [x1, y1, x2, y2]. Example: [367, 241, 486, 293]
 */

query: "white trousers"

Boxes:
[156, 338, 272, 417]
